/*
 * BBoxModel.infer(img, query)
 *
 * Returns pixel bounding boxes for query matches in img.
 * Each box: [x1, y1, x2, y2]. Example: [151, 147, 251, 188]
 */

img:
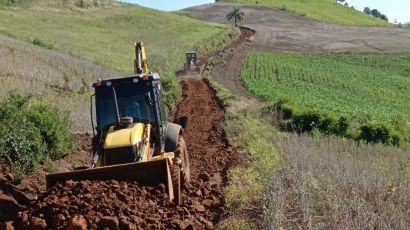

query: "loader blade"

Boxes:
[46, 158, 174, 201]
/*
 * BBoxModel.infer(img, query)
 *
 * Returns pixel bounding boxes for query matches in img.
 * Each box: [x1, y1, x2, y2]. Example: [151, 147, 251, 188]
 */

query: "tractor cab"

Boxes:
[91, 73, 174, 167]
[184, 52, 200, 72]
[92, 74, 166, 132]
[186, 52, 197, 66]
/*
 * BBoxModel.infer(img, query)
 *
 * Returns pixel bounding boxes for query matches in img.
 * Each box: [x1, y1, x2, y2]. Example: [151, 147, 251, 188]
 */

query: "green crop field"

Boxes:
[222, 0, 392, 26]
[241, 52, 410, 145]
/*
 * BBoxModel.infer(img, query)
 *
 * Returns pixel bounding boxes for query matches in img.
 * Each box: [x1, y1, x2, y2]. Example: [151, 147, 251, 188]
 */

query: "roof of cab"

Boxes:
[93, 73, 160, 87]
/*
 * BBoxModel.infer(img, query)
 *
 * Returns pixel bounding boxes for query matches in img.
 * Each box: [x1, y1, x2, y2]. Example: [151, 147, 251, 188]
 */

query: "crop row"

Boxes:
[241, 52, 410, 146]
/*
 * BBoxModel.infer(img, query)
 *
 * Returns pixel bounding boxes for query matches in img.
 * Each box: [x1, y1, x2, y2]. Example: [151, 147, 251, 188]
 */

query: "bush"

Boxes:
[75, 0, 84, 8]
[0, 93, 75, 176]
[266, 97, 296, 120]
[292, 109, 338, 134]
[359, 122, 400, 146]
[0, 114, 46, 178]
[160, 74, 181, 109]
[271, 100, 404, 146]
[0, 0, 16, 6]
[26, 104, 75, 159]
[31, 38, 54, 49]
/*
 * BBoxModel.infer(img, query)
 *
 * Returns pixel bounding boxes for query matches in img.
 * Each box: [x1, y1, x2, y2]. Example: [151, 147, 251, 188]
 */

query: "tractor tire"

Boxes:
[176, 136, 190, 186]
[172, 137, 190, 205]
[170, 164, 181, 206]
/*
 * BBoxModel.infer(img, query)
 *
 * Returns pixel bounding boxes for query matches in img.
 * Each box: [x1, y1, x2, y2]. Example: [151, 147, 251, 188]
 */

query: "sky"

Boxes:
[122, 0, 213, 11]
[122, 0, 410, 23]
[347, 0, 410, 23]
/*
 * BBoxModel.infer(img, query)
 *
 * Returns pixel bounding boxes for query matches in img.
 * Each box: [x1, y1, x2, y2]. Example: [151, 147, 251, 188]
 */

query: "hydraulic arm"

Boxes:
[134, 42, 149, 74]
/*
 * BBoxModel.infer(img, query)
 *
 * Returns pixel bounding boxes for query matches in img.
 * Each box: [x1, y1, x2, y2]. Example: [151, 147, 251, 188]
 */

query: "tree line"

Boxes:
[363, 7, 388, 21]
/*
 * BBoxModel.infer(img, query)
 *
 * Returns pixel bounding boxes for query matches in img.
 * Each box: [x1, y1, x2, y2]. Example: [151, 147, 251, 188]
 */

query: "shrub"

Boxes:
[334, 116, 349, 135]
[359, 122, 400, 146]
[0, 93, 75, 176]
[26, 104, 75, 159]
[0, 0, 15, 6]
[270, 100, 404, 146]
[160, 74, 180, 109]
[0, 114, 46, 178]
[75, 0, 84, 8]
[292, 109, 338, 133]
[31, 38, 54, 49]
[265, 97, 296, 120]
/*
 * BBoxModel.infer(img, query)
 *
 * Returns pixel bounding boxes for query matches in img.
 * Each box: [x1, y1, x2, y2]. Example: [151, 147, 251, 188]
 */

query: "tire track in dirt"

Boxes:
[174, 79, 235, 178]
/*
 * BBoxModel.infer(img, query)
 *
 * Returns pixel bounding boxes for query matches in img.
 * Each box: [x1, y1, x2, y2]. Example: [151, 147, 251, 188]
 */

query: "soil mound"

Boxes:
[0, 169, 33, 229]
[17, 178, 224, 229]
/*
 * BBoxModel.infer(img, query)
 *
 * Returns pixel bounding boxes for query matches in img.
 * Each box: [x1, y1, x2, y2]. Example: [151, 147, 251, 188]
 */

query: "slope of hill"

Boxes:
[0, 0, 237, 75]
[0, 0, 238, 131]
[0, 34, 119, 132]
[183, 3, 410, 54]
[222, 0, 392, 26]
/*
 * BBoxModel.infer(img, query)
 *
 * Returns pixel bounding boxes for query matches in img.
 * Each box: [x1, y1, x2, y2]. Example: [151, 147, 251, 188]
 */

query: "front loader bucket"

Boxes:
[46, 158, 174, 201]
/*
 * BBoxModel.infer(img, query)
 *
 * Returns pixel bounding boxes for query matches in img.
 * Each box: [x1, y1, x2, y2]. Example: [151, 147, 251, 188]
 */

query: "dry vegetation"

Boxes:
[0, 0, 119, 10]
[0, 34, 119, 131]
[261, 134, 410, 229]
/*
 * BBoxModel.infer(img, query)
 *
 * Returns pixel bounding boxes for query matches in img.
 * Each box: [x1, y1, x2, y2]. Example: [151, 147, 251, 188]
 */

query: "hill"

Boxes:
[0, 0, 236, 74]
[0, 33, 118, 131]
[241, 52, 410, 146]
[222, 0, 392, 26]
[0, 0, 238, 131]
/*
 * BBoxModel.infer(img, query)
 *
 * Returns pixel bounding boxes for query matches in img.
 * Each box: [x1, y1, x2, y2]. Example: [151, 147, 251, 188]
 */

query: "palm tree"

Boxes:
[226, 7, 245, 27]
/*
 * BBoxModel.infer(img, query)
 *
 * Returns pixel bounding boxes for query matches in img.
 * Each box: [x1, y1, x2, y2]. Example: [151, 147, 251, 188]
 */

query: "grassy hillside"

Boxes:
[241, 52, 410, 146]
[0, 1, 237, 74]
[0, 0, 238, 131]
[222, 0, 392, 26]
[0, 34, 118, 131]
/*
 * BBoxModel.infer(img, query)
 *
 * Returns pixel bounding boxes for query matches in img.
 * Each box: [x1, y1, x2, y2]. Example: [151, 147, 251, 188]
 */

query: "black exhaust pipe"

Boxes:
[111, 86, 121, 125]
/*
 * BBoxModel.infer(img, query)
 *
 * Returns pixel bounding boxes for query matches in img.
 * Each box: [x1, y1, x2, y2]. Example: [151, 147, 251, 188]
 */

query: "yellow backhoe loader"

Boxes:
[46, 42, 190, 205]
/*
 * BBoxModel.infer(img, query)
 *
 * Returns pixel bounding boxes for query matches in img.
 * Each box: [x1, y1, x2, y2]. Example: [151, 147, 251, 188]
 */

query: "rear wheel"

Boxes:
[170, 164, 181, 205]
[172, 136, 190, 205]
[178, 137, 190, 185]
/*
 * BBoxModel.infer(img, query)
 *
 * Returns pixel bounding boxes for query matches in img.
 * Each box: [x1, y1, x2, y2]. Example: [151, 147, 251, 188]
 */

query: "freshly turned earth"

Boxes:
[19, 178, 224, 229]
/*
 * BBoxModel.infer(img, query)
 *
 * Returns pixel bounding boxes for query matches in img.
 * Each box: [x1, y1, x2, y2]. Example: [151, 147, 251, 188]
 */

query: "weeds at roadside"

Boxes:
[208, 78, 283, 227]
[0, 93, 75, 177]
[263, 134, 410, 229]
[44, 159, 59, 174]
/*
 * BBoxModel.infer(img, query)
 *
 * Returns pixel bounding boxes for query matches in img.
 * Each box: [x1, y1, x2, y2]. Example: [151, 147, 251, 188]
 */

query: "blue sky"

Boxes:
[122, 0, 410, 23]
[121, 0, 213, 11]
[347, 0, 410, 23]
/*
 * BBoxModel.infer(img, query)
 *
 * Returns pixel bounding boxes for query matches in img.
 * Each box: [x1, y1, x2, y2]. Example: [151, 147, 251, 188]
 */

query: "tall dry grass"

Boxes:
[262, 134, 410, 229]
[0, 34, 119, 131]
